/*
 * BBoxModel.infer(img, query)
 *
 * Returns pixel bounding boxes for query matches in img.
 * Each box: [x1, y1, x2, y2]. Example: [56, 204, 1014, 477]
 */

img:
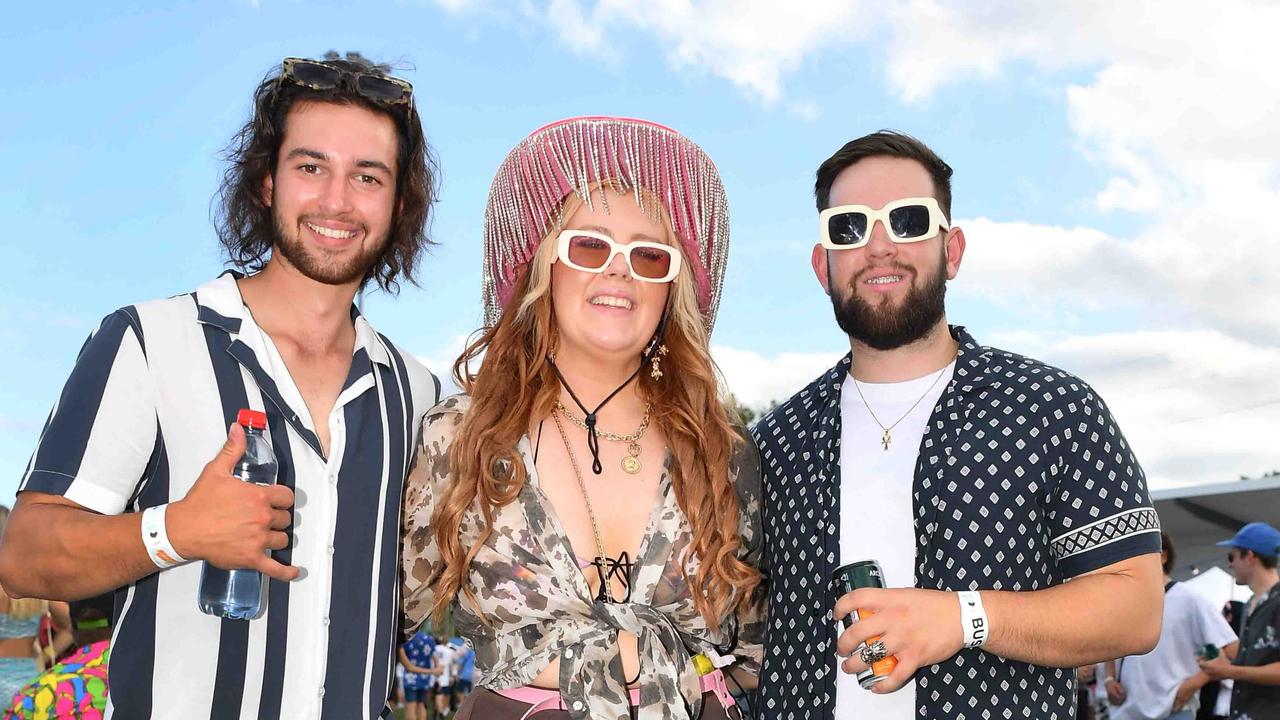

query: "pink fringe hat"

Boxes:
[481, 116, 730, 332]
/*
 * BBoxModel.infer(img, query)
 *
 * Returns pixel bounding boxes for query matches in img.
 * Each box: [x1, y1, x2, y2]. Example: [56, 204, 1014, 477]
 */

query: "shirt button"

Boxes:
[329, 473, 338, 484]
[563, 648, 573, 659]
[327, 545, 335, 555]
[318, 687, 325, 698]
[572, 700, 584, 711]
[322, 617, 330, 627]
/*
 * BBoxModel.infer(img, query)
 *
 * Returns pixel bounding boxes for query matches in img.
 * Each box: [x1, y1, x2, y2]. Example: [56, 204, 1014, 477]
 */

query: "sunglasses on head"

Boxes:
[554, 230, 681, 283]
[280, 57, 414, 106]
[819, 196, 949, 250]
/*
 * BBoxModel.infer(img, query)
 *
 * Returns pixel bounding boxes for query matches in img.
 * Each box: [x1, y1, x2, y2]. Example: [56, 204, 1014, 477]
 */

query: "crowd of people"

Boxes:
[1072, 524, 1280, 720]
[0, 48, 1274, 719]
[394, 632, 476, 719]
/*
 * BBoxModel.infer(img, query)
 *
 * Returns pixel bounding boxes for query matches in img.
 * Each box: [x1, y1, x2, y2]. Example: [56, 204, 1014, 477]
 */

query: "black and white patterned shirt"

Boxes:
[751, 326, 1161, 719]
[19, 273, 438, 719]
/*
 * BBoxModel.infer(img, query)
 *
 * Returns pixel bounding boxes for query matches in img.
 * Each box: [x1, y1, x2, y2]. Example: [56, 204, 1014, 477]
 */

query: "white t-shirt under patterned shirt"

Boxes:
[837, 361, 954, 719]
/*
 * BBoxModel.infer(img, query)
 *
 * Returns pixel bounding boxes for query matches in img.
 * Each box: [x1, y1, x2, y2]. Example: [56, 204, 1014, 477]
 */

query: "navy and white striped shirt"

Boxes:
[20, 273, 438, 719]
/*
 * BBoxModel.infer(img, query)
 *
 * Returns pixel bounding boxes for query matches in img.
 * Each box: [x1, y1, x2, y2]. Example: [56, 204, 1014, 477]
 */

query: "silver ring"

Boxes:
[859, 640, 888, 665]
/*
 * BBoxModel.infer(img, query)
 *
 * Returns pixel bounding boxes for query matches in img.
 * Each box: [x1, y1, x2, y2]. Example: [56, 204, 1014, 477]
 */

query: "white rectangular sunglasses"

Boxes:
[819, 196, 949, 250]
[554, 230, 682, 283]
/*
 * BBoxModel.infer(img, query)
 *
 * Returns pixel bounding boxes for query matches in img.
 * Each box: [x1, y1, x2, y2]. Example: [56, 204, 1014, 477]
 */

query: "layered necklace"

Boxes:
[552, 410, 635, 604]
[555, 401, 651, 474]
[546, 356, 645, 475]
[543, 354, 658, 603]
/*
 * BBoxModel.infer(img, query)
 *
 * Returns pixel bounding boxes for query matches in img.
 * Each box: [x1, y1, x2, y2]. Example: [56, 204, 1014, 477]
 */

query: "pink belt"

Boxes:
[492, 668, 736, 719]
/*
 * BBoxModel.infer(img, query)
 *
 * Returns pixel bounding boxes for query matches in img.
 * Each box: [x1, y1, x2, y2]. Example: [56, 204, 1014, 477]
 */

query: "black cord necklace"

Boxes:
[546, 357, 642, 475]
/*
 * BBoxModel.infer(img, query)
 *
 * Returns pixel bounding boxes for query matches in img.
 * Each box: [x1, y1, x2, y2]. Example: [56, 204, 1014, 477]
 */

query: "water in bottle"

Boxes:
[198, 408, 278, 620]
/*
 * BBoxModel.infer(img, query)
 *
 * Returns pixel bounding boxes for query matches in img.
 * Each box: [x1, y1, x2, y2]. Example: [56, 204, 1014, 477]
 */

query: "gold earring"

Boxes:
[650, 344, 668, 379]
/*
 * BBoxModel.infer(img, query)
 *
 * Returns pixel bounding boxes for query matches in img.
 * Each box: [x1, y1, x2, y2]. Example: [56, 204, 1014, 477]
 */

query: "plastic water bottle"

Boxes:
[198, 409, 277, 620]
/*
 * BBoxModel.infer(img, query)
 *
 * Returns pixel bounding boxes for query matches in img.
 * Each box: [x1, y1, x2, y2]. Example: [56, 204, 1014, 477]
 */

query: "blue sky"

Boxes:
[4, 1, 1279, 504]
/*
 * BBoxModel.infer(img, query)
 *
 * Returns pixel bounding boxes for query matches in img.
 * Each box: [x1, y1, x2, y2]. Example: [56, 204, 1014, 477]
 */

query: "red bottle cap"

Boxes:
[237, 409, 268, 430]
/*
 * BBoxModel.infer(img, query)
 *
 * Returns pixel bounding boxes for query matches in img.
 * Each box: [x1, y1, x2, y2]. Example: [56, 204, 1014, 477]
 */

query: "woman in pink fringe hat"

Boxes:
[402, 116, 765, 719]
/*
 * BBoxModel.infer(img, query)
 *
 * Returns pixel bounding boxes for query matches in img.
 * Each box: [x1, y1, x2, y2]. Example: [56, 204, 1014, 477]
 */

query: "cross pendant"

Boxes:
[881, 429, 891, 451]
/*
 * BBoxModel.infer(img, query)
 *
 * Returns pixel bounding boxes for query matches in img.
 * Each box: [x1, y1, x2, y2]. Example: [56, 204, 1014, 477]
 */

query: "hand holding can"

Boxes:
[833, 560, 900, 689]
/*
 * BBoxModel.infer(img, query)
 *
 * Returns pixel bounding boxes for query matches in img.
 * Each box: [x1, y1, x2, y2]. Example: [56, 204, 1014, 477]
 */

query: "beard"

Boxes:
[829, 257, 947, 351]
[271, 208, 388, 286]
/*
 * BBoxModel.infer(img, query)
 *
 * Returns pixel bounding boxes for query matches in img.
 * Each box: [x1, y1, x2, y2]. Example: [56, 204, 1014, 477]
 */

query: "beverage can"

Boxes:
[832, 560, 899, 689]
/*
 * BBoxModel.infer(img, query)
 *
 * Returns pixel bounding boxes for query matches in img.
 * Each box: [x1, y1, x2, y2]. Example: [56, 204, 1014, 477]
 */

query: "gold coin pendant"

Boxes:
[621, 441, 644, 474]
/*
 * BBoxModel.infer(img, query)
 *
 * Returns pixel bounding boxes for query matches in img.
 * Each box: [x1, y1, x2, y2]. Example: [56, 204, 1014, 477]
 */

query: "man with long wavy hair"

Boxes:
[0, 51, 440, 718]
[401, 116, 764, 720]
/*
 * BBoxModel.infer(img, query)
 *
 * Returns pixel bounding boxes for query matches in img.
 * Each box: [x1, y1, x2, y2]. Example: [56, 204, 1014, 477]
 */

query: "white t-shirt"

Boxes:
[1110, 582, 1238, 720]
[433, 643, 459, 687]
[835, 362, 954, 719]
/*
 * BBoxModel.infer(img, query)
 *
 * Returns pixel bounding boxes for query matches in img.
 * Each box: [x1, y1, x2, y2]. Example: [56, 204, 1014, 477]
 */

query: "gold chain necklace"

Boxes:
[551, 410, 633, 603]
[555, 400, 651, 474]
[851, 366, 949, 451]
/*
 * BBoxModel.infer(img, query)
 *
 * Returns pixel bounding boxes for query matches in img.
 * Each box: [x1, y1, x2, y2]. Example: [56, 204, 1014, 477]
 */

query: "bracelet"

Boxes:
[140, 504, 188, 569]
[958, 590, 989, 649]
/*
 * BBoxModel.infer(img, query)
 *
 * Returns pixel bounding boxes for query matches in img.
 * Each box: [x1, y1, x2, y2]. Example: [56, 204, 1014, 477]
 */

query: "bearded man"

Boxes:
[752, 131, 1164, 720]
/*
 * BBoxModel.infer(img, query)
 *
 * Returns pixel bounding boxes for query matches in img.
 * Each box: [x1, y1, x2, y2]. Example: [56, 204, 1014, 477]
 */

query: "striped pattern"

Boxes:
[20, 273, 438, 720]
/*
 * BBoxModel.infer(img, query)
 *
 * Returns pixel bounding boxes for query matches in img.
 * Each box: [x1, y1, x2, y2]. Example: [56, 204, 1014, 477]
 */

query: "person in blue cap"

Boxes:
[1198, 522, 1280, 719]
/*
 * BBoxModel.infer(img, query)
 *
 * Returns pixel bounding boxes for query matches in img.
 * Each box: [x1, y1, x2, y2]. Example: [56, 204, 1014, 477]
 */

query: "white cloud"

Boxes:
[451, 0, 869, 104]
[885, 0, 1280, 338]
[547, 0, 608, 53]
[878, 1, 1117, 103]
[602, 0, 867, 104]
[478, 1, 1122, 106]
[985, 328, 1280, 490]
[787, 100, 821, 122]
[1055, 4, 1280, 342]
[887, 2, 1280, 339]
[431, 0, 482, 13]
[950, 217, 1139, 313]
[712, 344, 843, 410]
[1065, 3, 1280, 195]
[1126, 196, 1280, 344]
[416, 333, 477, 398]
[947, 202, 1280, 343]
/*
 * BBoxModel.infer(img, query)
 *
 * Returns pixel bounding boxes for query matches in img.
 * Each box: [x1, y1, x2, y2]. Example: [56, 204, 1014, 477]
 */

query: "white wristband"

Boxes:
[141, 504, 188, 569]
[958, 590, 989, 649]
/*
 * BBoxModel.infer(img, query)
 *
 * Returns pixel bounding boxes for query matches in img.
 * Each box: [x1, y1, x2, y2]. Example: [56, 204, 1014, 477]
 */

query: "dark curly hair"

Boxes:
[213, 51, 439, 294]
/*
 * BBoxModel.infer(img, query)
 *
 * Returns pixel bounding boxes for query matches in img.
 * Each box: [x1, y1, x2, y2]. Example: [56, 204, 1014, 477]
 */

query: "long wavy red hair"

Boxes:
[428, 191, 760, 626]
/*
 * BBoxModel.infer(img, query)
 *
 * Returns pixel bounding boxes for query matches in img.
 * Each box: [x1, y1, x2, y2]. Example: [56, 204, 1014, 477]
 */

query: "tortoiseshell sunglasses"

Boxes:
[279, 57, 413, 107]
